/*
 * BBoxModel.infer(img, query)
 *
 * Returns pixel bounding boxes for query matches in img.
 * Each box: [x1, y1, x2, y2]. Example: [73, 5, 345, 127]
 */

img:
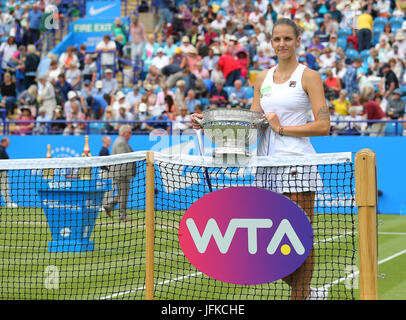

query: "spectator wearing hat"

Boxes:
[180, 46, 202, 74]
[151, 48, 170, 71]
[112, 91, 130, 114]
[102, 69, 119, 96]
[394, 30, 406, 58]
[380, 62, 399, 99]
[328, 104, 347, 136]
[96, 34, 117, 73]
[133, 102, 150, 132]
[318, 47, 336, 75]
[180, 35, 193, 54]
[386, 88, 405, 120]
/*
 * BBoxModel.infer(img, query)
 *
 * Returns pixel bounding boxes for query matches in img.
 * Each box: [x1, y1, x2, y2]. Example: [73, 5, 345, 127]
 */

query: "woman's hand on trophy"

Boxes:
[190, 113, 204, 130]
[264, 112, 281, 133]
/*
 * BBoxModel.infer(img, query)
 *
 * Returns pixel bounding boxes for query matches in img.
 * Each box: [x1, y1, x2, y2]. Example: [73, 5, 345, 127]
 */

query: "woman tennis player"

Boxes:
[250, 18, 330, 300]
[191, 18, 330, 300]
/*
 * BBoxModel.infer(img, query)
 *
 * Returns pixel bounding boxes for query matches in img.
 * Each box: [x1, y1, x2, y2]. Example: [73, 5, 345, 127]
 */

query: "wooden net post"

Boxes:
[145, 151, 155, 300]
[355, 149, 378, 300]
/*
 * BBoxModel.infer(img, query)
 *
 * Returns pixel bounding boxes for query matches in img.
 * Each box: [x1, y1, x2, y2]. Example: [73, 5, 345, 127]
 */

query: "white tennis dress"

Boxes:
[255, 63, 323, 193]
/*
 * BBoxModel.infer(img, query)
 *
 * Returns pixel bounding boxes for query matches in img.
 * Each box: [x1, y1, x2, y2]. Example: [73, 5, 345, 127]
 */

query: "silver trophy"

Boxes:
[194, 108, 268, 161]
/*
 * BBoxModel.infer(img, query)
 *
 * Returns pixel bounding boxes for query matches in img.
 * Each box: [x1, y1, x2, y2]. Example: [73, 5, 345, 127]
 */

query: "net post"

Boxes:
[145, 151, 155, 300]
[355, 149, 378, 300]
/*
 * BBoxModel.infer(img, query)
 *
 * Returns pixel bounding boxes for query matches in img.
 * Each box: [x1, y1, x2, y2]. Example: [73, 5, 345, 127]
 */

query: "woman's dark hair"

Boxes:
[272, 18, 301, 38]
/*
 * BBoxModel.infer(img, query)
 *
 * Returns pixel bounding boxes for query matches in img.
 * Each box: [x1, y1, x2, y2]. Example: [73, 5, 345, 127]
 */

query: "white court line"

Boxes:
[320, 249, 406, 291]
[99, 231, 353, 300]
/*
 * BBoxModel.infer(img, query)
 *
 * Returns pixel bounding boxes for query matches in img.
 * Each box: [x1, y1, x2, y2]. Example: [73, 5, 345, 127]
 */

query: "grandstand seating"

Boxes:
[0, 0, 405, 136]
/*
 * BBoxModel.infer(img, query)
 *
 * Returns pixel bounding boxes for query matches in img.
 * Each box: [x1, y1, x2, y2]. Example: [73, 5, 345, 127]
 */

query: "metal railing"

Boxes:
[2, 119, 405, 136]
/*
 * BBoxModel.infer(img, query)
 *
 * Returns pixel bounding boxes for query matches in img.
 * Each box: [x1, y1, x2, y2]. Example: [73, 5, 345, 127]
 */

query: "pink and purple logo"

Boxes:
[178, 187, 313, 285]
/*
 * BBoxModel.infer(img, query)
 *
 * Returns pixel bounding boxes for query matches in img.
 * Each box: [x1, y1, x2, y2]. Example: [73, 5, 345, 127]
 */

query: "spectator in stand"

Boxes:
[96, 34, 117, 73]
[357, 5, 373, 52]
[32, 106, 51, 135]
[173, 80, 187, 110]
[218, 48, 242, 87]
[386, 88, 406, 120]
[1, 72, 17, 117]
[26, 3, 42, 44]
[328, 104, 347, 136]
[178, 3, 193, 32]
[63, 97, 86, 136]
[202, 47, 219, 76]
[324, 69, 341, 99]
[133, 102, 151, 132]
[331, 89, 351, 116]
[129, 15, 146, 63]
[101, 69, 119, 96]
[17, 84, 38, 117]
[229, 79, 249, 108]
[114, 106, 134, 131]
[184, 89, 201, 114]
[180, 46, 202, 75]
[65, 61, 81, 90]
[112, 91, 130, 114]
[45, 59, 62, 84]
[343, 106, 368, 136]
[23, 44, 40, 89]
[211, 13, 227, 32]
[318, 47, 336, 75]
[50, 106, 66, 134]
[81, 80, 107, 120]
[0, 36, 17, 75]
[375, 36, 391, 63]
[209, 78, 229, 109]
[13, 107, 34, 135]
[360, 96, 388, 136]
[173, 106, 192, 132]
[54, 73, 73, 105]
[82, 54, 97, 86]
[152, 48, 170, 71]
[58, 46, 79, 71]
[125, 85, 143, 111]
[342, 58, 362, 102]
[380, 62, 399, 99]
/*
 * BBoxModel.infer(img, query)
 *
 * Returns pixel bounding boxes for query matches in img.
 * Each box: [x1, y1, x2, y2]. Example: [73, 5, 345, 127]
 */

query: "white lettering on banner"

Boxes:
[44, 266, 59, 290]
[186, 218, 305, 255]
[48, 181, 72, 189]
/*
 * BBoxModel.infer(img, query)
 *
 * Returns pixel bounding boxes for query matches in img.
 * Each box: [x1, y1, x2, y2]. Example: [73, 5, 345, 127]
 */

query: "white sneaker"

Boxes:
[6, 202, 18, 208]
[307, 287, 329, 300]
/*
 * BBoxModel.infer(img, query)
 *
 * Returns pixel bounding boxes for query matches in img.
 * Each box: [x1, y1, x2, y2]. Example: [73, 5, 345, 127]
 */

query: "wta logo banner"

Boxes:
[178, 187, 313, 285]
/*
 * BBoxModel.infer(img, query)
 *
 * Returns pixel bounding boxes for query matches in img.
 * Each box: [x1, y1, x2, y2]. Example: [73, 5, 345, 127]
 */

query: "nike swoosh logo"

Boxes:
[89, 4, 117, 16]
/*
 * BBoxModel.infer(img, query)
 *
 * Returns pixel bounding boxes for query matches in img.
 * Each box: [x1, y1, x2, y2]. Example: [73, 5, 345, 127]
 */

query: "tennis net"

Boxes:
[0, 151, 360, 300]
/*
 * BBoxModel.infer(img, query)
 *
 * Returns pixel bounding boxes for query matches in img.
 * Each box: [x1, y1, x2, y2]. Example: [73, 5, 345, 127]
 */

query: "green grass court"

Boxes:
[0, 206, 405, 300]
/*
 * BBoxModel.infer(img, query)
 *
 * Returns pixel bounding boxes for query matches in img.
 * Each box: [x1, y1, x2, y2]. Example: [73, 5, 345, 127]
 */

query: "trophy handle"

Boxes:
[253, 117, 269, 127]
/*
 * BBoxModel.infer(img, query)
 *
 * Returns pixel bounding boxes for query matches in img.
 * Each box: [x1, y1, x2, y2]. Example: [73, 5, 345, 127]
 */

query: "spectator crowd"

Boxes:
[1, 0, 406, 136]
